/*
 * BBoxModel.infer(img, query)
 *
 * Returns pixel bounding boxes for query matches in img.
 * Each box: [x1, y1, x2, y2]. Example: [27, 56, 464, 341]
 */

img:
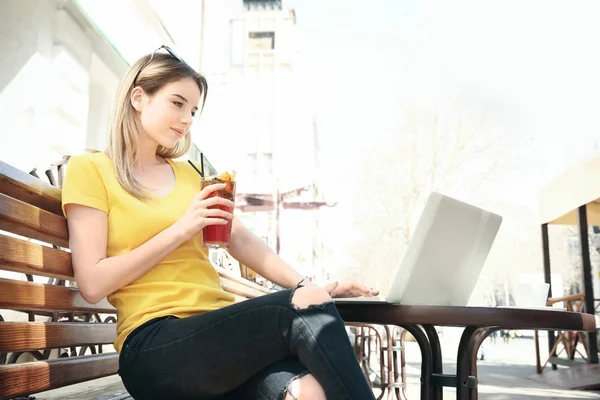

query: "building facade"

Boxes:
[197, 0, 328, 279]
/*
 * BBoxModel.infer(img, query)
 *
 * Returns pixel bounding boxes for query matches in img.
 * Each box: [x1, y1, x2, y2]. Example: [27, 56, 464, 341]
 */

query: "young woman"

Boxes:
[62, 46, 378, 400]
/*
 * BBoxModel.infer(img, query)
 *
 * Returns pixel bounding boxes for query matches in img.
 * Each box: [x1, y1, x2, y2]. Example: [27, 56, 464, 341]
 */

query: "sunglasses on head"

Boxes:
[133, 45, 185, 86]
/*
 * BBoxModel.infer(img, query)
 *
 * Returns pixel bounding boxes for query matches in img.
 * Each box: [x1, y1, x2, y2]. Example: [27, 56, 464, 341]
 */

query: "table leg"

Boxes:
[423, 325, 443, 400]
[456, 326, 478, 400]
[399, 324, 433, 400]
[456, 327, 500, 400]
[535, 330, 542, 373]
[467, 328, 498, 400]
[399, 329, 409, 400]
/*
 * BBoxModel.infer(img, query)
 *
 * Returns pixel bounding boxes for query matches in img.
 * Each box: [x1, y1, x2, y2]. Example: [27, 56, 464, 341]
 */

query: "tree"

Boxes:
[329, 94, 520, 293]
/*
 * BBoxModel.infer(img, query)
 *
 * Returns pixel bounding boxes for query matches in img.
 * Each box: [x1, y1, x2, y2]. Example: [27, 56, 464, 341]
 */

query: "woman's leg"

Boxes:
[119, 284, 374, 399]
[222, 357, 325, 400]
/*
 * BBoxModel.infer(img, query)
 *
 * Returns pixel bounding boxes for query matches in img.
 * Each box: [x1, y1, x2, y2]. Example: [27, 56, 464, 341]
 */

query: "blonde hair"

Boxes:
[105, 52, 208, 200]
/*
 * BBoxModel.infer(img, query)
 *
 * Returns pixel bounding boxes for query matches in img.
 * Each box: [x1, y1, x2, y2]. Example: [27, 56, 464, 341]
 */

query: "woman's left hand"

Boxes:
[322, 281, 379, 298]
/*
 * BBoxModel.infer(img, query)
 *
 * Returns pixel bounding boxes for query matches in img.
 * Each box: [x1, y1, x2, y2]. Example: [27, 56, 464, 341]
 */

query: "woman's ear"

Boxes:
[130, 86, 146, 112]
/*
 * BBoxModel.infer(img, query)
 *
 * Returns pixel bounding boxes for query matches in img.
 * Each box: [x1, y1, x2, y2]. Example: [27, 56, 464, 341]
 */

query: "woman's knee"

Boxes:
[285, 373, 326, 400]
[291, 284, 332, 311]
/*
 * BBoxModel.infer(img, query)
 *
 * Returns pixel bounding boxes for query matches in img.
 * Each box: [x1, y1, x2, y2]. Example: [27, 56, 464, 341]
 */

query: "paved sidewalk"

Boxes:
[34, 332, 600, 399]
[393, 332, 600, 399]
[35, 375, 128, 399]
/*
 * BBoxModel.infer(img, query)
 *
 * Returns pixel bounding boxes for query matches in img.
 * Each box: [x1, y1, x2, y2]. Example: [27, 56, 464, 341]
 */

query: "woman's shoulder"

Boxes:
[67, 152, 112, 171]
[61, 152, 112, 214]
[171, 158, 203, 179]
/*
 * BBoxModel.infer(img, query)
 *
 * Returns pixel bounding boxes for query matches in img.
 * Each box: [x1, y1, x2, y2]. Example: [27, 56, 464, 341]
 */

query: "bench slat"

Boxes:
[221, 277, 270, 299]
[0, 193, 69, 248]
[0, 353, 118, 400]
[0, 278, 115, 313]
[0, 160, 63, 216]
[216, 266, 271, 294]
[0, 322, 116, 352]
[231, 294, 250, 302]
[0, 233, 73, 280]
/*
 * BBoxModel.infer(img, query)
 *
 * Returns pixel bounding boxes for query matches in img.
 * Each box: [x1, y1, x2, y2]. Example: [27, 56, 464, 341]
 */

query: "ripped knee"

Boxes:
[284, 373, 326, 400]
[290, 283, 333, 311]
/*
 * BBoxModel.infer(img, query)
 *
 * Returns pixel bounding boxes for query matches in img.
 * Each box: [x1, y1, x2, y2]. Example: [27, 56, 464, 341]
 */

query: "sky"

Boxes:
[286, 0, 600, 191]
[78, 0, 600, 190]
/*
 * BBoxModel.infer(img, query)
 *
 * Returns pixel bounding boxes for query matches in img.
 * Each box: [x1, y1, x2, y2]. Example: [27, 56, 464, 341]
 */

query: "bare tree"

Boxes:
[331, 96, 518, 293]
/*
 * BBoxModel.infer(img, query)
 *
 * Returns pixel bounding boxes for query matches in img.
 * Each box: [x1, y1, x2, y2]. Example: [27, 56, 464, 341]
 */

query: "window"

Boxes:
[260, 153, 273, 175]
[248, 32, 275, 51]
[246, 153, 258, 176]
[243, 0, 282, 12]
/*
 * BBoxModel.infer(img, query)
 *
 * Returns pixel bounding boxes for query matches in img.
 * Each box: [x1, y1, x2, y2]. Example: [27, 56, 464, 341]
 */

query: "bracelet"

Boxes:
[295, 277, 307, 288]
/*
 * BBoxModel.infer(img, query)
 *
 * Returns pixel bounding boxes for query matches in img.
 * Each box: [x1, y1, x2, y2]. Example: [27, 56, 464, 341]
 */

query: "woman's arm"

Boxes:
[227, 218, 379, 297]
[227, 218, 304, 289]
[66, 204, 189, 304]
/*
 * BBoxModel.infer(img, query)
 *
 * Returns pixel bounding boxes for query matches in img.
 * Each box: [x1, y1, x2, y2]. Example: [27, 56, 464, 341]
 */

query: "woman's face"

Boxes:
[136, 77, 201, 149]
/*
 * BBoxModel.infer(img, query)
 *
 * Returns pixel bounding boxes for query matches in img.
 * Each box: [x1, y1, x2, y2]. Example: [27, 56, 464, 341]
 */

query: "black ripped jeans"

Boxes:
[118, 286, 375, 400]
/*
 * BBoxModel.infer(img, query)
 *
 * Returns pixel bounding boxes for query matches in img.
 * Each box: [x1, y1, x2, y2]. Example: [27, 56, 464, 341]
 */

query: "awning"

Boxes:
[539, 155, 600, 225]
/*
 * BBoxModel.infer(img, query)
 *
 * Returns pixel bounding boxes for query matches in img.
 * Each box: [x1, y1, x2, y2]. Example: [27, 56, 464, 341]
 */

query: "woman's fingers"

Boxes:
[200, 196, 235, 209]
[197, 183, 227, 199]
[203, 217, 230, 226]
[200, 208, 234, 219]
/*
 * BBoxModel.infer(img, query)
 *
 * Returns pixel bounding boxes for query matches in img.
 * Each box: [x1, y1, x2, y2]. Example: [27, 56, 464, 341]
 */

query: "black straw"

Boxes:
[200, 153, 205, 177]
[188, 160, 203, 177]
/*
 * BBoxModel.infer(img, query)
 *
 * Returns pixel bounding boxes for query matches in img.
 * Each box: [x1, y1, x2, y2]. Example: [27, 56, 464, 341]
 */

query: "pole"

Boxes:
[577, 205, 599, 364]
[541, 223, 557, 369]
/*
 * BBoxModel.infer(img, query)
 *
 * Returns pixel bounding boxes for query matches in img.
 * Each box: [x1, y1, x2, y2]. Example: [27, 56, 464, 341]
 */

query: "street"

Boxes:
[396, 328, 600, 399]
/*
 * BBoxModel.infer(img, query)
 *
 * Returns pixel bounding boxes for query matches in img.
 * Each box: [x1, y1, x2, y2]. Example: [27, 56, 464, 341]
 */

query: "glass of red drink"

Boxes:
[201, 173, 236, 248]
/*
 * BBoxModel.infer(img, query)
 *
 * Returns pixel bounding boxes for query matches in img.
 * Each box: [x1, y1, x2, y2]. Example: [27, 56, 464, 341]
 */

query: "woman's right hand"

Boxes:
[175, 183, 235, 241]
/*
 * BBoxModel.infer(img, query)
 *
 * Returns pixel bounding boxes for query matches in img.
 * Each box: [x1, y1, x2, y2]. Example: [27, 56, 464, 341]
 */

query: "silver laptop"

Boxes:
[336, 192, 502, 306]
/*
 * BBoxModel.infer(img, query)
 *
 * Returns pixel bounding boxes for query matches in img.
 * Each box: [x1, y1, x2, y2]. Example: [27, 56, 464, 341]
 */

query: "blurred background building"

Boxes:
[0, 0, 331, 281]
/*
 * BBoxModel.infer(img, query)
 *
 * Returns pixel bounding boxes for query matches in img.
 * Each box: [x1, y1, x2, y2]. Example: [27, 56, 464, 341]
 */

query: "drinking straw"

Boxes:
[188, 160, 203, 177]
[200, 153, 205, 177]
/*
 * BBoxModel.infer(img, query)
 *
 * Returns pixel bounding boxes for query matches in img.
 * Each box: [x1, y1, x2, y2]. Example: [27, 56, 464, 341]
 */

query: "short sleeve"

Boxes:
[61, 155, 108, 217]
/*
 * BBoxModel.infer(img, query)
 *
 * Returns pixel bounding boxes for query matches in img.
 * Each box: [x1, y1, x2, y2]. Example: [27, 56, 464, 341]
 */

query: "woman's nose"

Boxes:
[181, 114, 193, 126]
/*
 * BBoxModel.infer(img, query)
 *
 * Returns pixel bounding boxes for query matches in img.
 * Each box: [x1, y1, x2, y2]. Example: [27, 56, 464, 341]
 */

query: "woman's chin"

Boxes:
[159, 139, 179, 150]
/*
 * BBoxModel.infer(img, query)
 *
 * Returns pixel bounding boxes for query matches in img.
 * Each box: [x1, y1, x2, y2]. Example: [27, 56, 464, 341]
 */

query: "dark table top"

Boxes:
[335, 302, 596, 332]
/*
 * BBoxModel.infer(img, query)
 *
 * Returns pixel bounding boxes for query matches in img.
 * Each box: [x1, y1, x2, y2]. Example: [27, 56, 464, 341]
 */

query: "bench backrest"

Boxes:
[0, 160, 270, 400]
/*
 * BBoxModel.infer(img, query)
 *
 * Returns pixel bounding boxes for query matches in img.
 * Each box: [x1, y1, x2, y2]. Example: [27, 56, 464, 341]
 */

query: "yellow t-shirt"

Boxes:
[61, 152, 236, 352]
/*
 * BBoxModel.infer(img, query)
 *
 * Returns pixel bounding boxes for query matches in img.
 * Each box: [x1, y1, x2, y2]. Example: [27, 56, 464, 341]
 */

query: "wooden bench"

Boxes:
[0, 160, 271, 400]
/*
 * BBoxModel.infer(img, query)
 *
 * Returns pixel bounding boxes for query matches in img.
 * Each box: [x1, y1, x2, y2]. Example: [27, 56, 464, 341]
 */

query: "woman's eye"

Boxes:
[173, 101, 183, 107]
[191, 111, 196, 117]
